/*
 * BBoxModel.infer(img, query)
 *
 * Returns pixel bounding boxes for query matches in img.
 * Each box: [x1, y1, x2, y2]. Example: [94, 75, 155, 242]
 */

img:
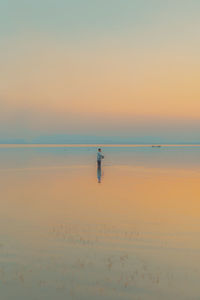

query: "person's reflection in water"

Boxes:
[97, 164, 102, 183]
[97, 148, 104, 183]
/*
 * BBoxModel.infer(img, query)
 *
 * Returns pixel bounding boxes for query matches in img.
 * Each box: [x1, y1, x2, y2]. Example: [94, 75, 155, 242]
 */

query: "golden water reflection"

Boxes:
[0, 163, 200, 299]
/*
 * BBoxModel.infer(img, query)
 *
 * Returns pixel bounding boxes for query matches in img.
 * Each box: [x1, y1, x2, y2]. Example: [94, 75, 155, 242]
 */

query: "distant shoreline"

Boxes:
[0, 144, 200, 148]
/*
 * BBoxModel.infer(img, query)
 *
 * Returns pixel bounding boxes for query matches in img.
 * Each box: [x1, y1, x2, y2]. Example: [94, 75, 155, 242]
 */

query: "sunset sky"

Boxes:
[0, 0, 200, 143]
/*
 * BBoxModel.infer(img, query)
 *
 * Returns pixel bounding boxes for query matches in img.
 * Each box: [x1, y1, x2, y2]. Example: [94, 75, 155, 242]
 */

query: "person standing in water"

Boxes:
[97, 148, 104, 168]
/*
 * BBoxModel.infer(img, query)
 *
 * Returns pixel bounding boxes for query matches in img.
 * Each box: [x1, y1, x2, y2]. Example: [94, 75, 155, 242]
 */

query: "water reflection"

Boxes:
[97, 164, 102, 183]
[0, 148, 200, 300]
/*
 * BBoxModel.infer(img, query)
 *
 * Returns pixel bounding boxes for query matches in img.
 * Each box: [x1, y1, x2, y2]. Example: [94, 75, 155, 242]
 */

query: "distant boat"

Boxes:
[152, 145, 162, 148]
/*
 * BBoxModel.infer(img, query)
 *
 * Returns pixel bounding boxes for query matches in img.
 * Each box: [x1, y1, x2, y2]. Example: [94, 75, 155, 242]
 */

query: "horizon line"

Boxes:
[0, 144, 200, 148]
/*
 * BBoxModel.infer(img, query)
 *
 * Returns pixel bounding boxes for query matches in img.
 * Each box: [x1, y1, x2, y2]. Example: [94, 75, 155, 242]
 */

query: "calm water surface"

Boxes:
[0, 145, 200, 300]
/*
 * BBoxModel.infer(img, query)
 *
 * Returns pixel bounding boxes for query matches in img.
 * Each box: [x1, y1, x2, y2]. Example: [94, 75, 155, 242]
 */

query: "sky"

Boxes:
[0, 0, 200, 143]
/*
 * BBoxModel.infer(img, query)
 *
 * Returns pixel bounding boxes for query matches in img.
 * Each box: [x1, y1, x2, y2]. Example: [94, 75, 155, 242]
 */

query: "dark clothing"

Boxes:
[97, 160, 101, 168]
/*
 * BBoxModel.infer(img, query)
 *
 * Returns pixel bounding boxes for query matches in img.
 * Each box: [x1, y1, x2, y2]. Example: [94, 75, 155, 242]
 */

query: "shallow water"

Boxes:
[0, 145, 200, 300]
